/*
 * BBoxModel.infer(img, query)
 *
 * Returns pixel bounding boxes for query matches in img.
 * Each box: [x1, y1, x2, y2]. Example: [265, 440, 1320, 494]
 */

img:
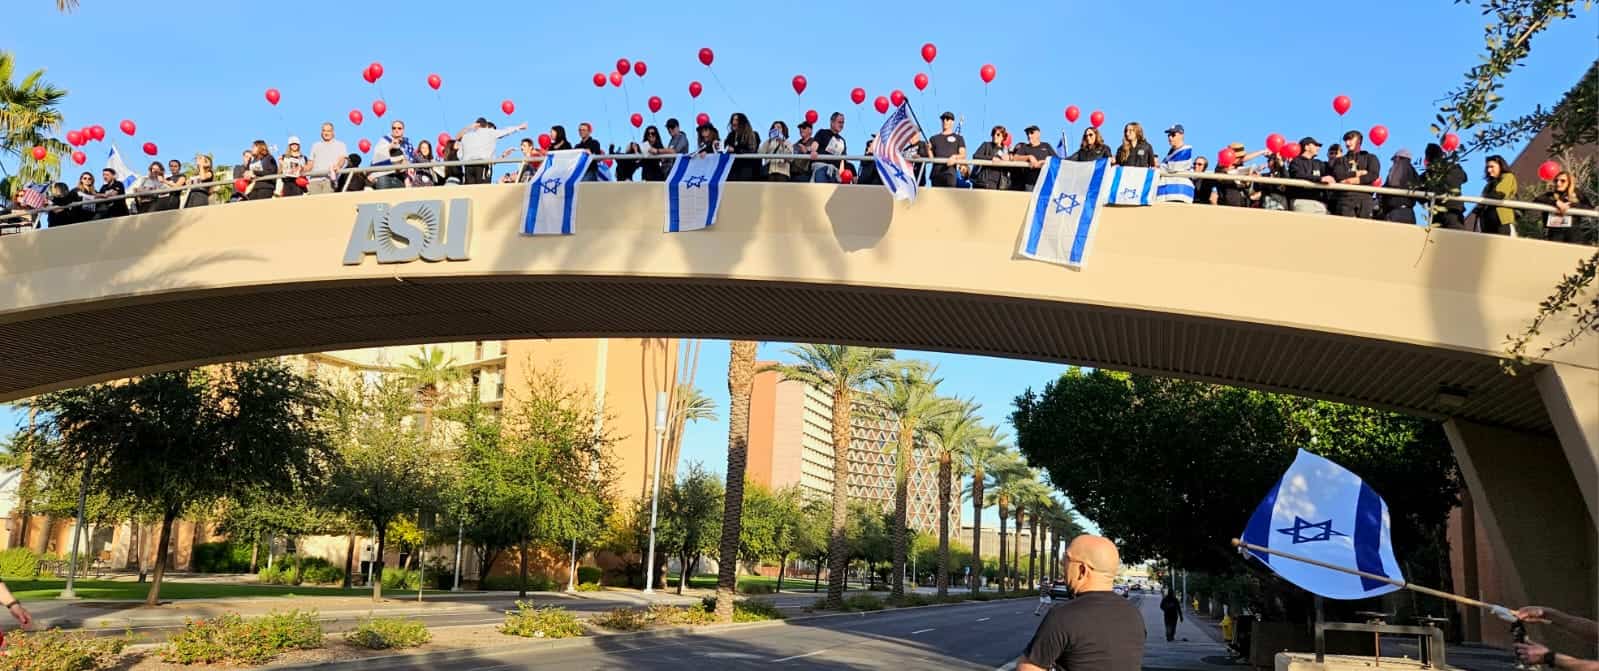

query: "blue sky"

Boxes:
[2, 0, 1591, 528]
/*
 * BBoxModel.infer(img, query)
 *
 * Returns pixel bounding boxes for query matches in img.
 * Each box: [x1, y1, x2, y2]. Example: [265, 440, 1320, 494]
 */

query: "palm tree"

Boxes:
[664, 383, 717, 477]
[713, 341, 756, 623]
[926, 398, 982, 597]
[769, 344, 894, 608]
[55, 0, 79, 11]
[961, 425, 1013, 594]
[0, 51, 68, 187]
[871, 361, 947, 599]
[398, 346, 465, 441]
[1009, 475, 1049, 590]
[984, 452, 1028, 593]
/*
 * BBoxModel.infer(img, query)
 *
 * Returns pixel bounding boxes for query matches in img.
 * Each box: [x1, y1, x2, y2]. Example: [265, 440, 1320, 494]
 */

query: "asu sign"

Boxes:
[343, 198, 472, 265]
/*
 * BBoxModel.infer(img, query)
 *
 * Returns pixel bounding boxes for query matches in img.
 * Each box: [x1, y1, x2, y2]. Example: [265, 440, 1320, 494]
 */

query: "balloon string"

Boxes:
[601, 89, 615, 147]
[930, 63, 939, 99]
[708, 67, 738, 107]
[437, 92, 447, 134]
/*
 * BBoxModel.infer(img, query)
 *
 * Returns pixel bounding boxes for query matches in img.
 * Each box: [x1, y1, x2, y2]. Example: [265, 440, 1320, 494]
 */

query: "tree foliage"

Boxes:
[1010, 369, 1459, 576]
[660, 462, 723, 594]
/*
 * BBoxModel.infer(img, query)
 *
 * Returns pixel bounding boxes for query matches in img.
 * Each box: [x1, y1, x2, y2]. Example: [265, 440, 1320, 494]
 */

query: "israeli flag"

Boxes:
[1018, 158, 1111, 269]
[665, 153, 733, 233]
[1105, 166, 1156, 206]
[1241, 450, 1404, 600]
[523, 150, 591, 236]
[1157, 145, 1195, 203]
[106, 145, 139, 190]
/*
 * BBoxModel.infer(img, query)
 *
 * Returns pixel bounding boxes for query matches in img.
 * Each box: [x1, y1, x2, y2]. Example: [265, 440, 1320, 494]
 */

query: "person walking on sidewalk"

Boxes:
[1015, 535, 1145, 671]
[1160, 589, 1183, 641]
[1035, 580, 1054, 616]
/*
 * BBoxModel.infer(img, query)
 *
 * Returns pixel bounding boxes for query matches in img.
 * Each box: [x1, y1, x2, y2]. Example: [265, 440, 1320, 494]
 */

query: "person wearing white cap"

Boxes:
[306, 122, 348, 195]
[278, 136, 308, 197]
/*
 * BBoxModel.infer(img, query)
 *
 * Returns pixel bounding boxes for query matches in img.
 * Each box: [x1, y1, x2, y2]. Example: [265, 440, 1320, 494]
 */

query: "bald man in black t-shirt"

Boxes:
[1017, 535, 1145, 671]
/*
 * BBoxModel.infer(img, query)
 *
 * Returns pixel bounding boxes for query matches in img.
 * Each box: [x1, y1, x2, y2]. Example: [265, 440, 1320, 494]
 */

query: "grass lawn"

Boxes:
[4, 578, 447, 601]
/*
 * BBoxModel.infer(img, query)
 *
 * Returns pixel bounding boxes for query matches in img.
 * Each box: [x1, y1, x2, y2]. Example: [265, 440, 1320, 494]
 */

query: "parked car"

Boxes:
[1048, 582, 1073, 600]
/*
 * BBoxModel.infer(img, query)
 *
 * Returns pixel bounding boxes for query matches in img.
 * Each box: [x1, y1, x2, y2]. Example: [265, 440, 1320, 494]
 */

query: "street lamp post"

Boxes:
[60, 463, 90, 600]
[643, 391, 667, 593]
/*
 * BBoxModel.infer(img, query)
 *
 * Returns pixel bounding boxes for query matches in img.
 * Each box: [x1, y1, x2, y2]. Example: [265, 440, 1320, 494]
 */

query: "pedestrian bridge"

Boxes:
[1, 181, 1594, 625]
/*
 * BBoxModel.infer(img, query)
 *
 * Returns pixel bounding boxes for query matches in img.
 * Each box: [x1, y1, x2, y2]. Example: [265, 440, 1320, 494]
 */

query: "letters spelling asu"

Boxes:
[343, 198, 472, 265]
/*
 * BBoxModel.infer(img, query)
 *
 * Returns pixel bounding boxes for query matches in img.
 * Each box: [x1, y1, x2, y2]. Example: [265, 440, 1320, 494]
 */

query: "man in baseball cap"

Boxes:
[1287, 136, 1329, 214]
[1157, 124, 1195, 203]
[928, 111, 966, 187]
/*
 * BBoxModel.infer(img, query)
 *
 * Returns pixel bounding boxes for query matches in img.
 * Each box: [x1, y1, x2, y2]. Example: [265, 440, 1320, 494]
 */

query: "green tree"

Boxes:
[399, 346, 466, 441]
[980, 450, 1028, 591]
[217, 488, 343, 577]
[845, 502, 892, 589]
[0, 51, 68, 186]
[925, 398, 982, 596]
[768, 344, 894, 607]
[713, 341, 752, 622]
[793, 498, 832, 593]
[961, 424, 1013, 594]
[871, 361, 948, 598]
[24, 361, 331, 606]
[660, 462, 723, 594]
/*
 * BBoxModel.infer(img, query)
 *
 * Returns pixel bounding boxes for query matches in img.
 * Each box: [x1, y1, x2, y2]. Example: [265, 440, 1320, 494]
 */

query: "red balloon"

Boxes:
[501, 99, 515, 115]
[688, 81, 703, 98]
[648, 96, 663, 113]
[70, 150, 86, 165]
[1372, 178, 1383, 188]
[1089, 110, 1104, 128]
[913, 73, 929, 91]
[89, 125, 105, 141]
[1368, 124, 1388, 147]
[372, 100, 387, 118]
[142, 142, 158, 156]
[696, 112, 710, 127]
[30, 146, 46, 160]
[792, 75, 808, 95]
[437, 132, 452, 148]
[593, 72, 607, 88]
[609, 71, 623, 87]
[1064, 105, 1080, 123]
[1216, 148, 1235, 168]
[368, 62, 384, 82]
[1538, 160, 1561, 181]
[874, 96, 890, 114]
[1332, 94, 1351, 116]
[1278, 142, 1301, 160]
[66, 130, 83, 146]
[1265, 133, 1286, 153]
[427, 73, 442, 90]
[616, 58, 631, 77]
[921, 43, 937, 64]
[698, 47, 714, 66]
[362, 67, 375, 84]
[538, 134, 552, 150]
[805, 109, 818, 125]
[119, 119, 137, 136]
[264, 88, 281, 106]
[850, 87, 866, 105]
[633, 61, 647, 77]
[358, 138, 372, 153]
[630, 113, 644, 128]
[839, 168, 855, 184]
[890, 90, 906, 107]
[296, 176, 309, 188]
[234, 178, 250, 193]
[979, 64, 996, 84]
[1441, 133, 1460, 152]
[348, 109, 364, 126]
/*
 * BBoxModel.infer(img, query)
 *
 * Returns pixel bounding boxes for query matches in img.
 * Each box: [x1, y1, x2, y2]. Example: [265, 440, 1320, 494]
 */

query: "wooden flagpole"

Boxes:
[1231, 539, 1516, 619]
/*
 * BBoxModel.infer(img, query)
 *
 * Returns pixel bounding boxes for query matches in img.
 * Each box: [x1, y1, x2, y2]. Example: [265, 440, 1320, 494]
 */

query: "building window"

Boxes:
[471, 369, 482, 400]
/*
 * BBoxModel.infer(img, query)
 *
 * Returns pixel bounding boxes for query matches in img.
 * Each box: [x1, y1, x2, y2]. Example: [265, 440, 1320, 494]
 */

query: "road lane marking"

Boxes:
[911, 628, 935, 634]
[772, 648, 832, 663]
[977, 617, 991, 621]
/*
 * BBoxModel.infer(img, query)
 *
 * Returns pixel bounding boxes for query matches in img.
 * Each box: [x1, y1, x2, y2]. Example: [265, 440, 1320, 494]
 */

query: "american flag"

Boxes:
[15, 183, 48, 209]
[874, 102, 921, 202]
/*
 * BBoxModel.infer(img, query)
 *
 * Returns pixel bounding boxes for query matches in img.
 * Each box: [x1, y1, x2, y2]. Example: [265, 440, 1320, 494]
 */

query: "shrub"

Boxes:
[344, 617, 432, 650]
[192, 542, 254, 573]
[701, 597, 785, 622]
[381, 567, 421, 591]
[658, 604, 716, 625]
[499, 602, 584, 639]
[843, 594, 885, 611]
[738, 582, 776, 595]
[160, 610, 323, 664]
[480, 573, 556, 592]
[0, 547, 41, 579]
[576, 581, 602, 592]
[593, 607, 651, 631]
[888, 593, 933, 608]
[577, 566, 603, 584]
[2, 628, 129, 670]
[301, 564, 345, 585]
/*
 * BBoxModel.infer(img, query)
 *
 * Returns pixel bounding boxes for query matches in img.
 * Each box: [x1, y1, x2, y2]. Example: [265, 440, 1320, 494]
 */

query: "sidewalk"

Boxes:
[1132, 594, 1233, 670]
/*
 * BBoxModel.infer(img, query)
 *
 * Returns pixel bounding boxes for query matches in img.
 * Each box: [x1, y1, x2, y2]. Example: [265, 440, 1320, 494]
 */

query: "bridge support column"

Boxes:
[1444, 363, 1596, 655]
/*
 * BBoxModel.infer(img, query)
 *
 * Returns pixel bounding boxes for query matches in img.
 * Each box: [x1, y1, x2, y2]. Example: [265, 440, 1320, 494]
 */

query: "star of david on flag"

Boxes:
[523, 150, 591, 236]
[1240, 449, 1404, 600]
[666, 153, 734, 233]
[874, 102, 922, 202]
[1018, 157, 1112, 269]
[1104, 166, 1156, 206]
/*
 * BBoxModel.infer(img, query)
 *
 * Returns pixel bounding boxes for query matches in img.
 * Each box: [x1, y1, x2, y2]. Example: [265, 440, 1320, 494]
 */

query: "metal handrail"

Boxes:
[3, 153, 1594, 226]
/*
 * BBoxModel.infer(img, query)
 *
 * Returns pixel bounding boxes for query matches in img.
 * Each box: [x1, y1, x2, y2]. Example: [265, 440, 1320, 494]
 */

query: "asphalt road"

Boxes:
[386, 597, 1048, 670]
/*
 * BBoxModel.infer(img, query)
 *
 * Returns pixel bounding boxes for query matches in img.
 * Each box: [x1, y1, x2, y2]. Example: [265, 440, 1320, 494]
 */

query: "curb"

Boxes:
[266, 596, 1034, 670]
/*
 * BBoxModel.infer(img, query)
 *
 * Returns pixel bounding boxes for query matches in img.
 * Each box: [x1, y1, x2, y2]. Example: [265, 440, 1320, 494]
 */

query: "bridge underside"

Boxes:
[1, 274, 1550, 432]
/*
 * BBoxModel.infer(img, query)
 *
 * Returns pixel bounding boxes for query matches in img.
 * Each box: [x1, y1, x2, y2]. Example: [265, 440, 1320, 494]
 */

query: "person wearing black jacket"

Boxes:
[97, 168, 129, 219]
[1422, 144, 1468, 229]
[1191, 156, 1214, 204]
[1070, 127, 1111, 162]
[1330, 130, 1380, 218]
[723, 113, 761, 181]
[46, 182, 83, 227]
[1534, 170, 1590, 243]
[1114, 122, 1156, 167]
[574, 123, 603, 181]
[1286, 137, 1329, 214]
[1378, 148, 1420, 224]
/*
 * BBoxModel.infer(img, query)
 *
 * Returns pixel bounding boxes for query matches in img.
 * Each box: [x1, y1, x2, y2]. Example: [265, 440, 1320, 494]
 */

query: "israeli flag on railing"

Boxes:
[1157, 144, 1195, 203]
[523, 150, 591, 236]
[106, 145, 139, 190]
[1018, 158, 1111, 269]
[1105, 166, 1156, 206]
[665, 153, 733, 232]
[1241, 450, 1404, 600]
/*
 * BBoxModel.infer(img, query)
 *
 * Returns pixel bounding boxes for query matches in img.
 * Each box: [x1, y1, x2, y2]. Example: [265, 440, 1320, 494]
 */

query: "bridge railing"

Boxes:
[3, 153, 1594, 230]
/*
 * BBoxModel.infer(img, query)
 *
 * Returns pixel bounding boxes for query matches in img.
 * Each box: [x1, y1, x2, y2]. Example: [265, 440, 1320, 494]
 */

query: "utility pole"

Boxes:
[59, 462, 90, 600]
[643, 391, 667, 593]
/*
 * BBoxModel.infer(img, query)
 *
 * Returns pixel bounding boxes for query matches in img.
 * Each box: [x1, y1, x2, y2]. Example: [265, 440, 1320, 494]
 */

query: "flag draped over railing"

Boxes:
[1018, 157, 1111, 269]
[875, 103, 921, 202]
[665, 153, 733, 232]
[523, 149, 591, 235]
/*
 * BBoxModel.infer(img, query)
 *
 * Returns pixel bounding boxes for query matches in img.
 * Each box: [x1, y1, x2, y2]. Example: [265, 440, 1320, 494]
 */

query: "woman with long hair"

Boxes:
[546, 126, 572, 152]
[759, 121, 793, 182]
[245, 140, 278, 201]
[724, 113, 761, 181]
[971, 125, 1014, 190]
[1470, 155, 1518, 235]
[279, 138, 307, 197]
[1377, 149, 1420, 223]
[1071, 127, 1111, 162]
[640, 126, 668, 182]
[1535, 170, 1592, 243]
[440, 140, 463, 185]
[187, 154, 215, 208]
[696, 122, 721, 155]
[410, 140, 437, 186]
[1191, 155, 1214, 205]
[1114, 122, 1156, 167]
